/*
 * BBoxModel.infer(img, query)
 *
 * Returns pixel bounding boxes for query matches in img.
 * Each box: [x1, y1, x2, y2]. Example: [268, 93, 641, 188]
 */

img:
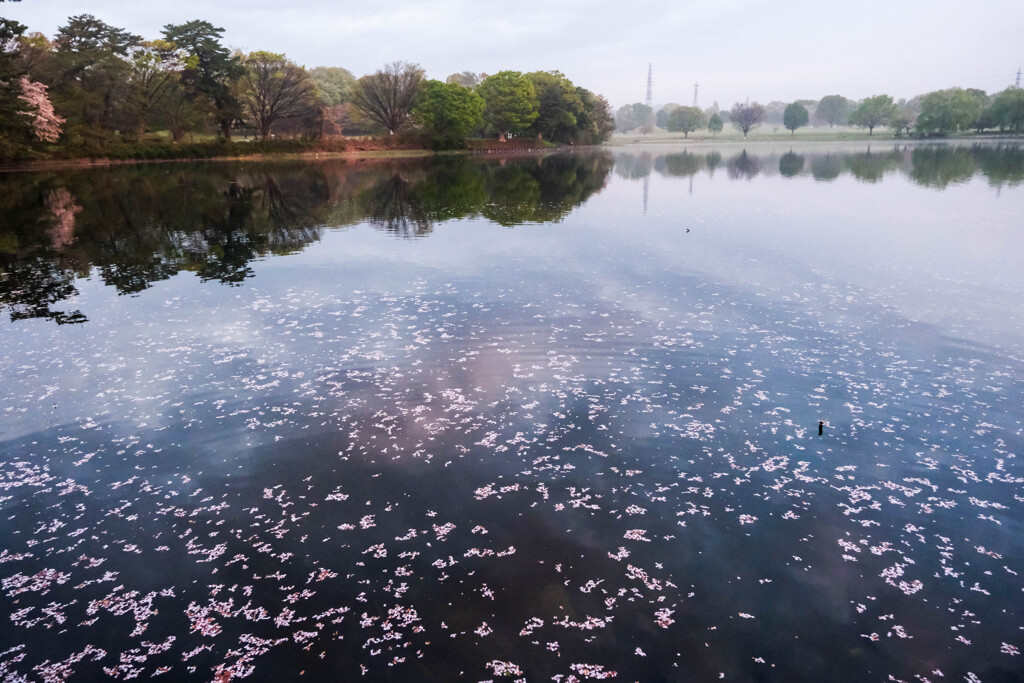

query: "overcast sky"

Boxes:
[4, 0, 1021, 109]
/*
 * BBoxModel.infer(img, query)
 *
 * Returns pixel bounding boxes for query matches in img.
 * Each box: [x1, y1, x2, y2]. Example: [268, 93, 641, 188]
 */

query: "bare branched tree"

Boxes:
[239, 51, 315, 140]
[729, 102, 766, 138]
[350, 61, 425, 134]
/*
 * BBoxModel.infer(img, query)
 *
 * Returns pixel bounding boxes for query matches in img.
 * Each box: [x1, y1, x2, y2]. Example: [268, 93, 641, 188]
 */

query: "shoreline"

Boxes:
[2, 133, 1020, 174]
[0, 143, 572, 174]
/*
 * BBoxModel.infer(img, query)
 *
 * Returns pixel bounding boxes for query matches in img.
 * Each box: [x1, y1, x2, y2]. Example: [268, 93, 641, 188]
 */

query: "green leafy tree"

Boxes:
[814, 95, 851, 127]
[477, 71, 538, 141]
[310, 66, 355, 107]
[162, 20, 243, 139]
[573, 88, 615, 144]
[729, 101, 766, 138]
[413, 79, 484, 149]
[849, 94, 897, 135]
[988, 87, 1024, 131]
[915, 88, 984, 136]
[238, 51, 315, 140]
[615, 102, 653, 133]
[666, 106, 706, 137]
[892, 98, 920, 137]
[889, 112, 911, 137]
[123, 40, 186, 141]
[707, 112, 723, 135]
[51, 15, 141, 146]
[15, 31, 52, 74]
[158, 78, 208, 142]
[527, 70, 584, 142]
[350, 61, 425, 134]
[0, 18, 32, 157]
[783, 102, 809, 135]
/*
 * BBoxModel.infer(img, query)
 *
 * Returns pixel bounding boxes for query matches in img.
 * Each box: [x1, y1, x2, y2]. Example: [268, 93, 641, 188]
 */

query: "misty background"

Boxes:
[3, 0, 1021, 110]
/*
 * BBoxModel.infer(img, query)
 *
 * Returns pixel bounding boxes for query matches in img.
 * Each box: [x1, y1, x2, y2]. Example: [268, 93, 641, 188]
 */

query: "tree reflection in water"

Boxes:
[608, 142, 1023, 188]
[1, 144, 1020, 326]
[0, 152, 614, 323]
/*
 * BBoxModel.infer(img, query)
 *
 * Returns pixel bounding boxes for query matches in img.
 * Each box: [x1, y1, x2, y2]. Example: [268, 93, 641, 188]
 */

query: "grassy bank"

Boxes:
[0, 135, 574, 172]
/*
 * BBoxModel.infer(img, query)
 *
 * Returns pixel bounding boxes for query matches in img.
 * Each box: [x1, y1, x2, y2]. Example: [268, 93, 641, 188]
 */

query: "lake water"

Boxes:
[1, 142, 1022, 682]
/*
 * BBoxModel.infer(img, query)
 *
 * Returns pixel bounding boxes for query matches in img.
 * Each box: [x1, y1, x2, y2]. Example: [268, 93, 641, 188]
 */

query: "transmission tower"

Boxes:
[693, 82, 699, 108]
[1017, 67, 1022, 88]
[645, 63, 653, 108]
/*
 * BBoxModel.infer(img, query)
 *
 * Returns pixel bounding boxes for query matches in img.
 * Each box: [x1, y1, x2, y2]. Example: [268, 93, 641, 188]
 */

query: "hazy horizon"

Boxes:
[3, 0, 1021, 110]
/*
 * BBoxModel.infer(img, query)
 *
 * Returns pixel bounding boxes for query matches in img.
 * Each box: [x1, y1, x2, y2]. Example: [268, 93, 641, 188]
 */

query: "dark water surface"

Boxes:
[1, 142, 1023, 682]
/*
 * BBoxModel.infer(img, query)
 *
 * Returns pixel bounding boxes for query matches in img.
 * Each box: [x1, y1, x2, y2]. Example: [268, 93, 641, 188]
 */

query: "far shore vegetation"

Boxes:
[2, 13, 1022, 164]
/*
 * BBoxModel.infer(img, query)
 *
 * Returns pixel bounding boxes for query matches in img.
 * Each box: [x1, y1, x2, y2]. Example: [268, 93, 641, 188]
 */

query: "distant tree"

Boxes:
[615, 102, 653, 133]
[973, 108, 995, 134]
[783, 102, 809, 135]
[988, 87, 1024, 131]
[915, 88, 984, 136]
[707, 112, 723, 135]
[413, 79, 484, 149]
[238, 51, 315, 140]
[656, 102, 681, 128]
[638, 104, 655, 134]
[849, 94, 896, 135]
[615, 104, 636, 132]
[350, 61, 425, 134]
[729, 101, 766, 138]
[763, 100, 787, 126]
[666, 105, 706, 138]
[895, 97, 921, 137]
[15, 31, 52, 74]
[794, 98, 817, 117]
[163, 20, 243, 139]
[310, 66, 355, 106]
[889, 112, 911, 137]
[445, 71, 483, 88]
[527, 71, 584, 142]
[477, 71, 538, 140]
[815, 94, 851, 127]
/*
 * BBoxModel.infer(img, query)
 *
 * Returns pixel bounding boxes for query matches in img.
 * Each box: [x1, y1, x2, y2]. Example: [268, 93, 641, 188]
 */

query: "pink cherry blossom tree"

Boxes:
[17, 76, 64, 143]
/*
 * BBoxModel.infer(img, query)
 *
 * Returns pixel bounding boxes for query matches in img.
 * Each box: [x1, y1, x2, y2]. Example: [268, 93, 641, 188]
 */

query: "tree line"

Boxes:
[0, 15, 616, 160]
[616, 86, 1024, 138]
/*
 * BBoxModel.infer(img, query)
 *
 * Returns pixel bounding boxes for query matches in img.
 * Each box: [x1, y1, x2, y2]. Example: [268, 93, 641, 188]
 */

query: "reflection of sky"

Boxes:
[2, 149, 1023, 682]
